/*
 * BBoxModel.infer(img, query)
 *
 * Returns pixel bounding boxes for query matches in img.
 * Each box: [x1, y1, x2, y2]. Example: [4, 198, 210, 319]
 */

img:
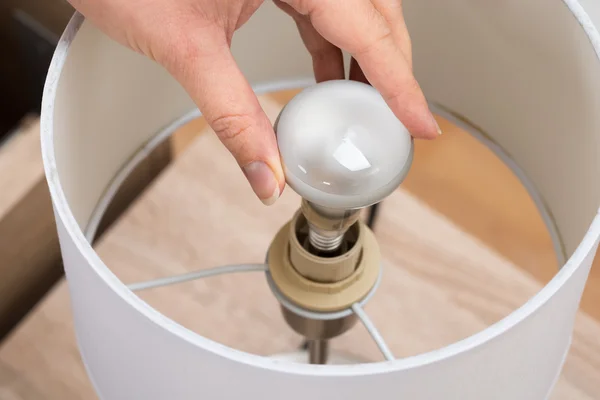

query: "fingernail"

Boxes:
[433, 117, 443, 135]
[243, 161, 280, 205]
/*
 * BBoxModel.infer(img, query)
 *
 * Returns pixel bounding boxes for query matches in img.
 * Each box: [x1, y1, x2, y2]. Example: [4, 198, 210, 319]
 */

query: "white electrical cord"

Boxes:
[128, 264, 268, 292]
[352, 302, 395, 362]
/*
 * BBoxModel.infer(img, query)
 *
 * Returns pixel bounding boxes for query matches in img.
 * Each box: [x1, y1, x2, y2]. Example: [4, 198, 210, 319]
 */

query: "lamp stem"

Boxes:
[308, 339, 329, 364]
[366, 203, 381, 230]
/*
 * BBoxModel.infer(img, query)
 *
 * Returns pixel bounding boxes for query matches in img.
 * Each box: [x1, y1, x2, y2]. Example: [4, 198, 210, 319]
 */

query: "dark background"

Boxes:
[0, 0, 73, 137]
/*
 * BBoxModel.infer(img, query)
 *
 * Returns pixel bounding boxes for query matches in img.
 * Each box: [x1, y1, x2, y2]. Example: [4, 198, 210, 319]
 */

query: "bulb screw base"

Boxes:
[300, 200, 361, 254]
[308, 229, 344, 253]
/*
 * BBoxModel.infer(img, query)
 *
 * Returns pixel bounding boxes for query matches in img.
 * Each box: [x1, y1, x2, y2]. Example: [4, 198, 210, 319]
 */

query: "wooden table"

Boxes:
[0, 116, 170, 341]
[0, 98, 599, 399]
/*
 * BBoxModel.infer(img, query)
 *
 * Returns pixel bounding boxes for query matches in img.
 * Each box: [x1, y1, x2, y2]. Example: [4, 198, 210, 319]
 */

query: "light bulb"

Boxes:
[275, 80, 414, 210]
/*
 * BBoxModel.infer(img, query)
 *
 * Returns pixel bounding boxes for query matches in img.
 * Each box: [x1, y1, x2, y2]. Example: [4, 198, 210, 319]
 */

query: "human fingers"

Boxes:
[282, 0, 440, 138]
[161, 27, 285, 205]
[275, 0, 345, 82]
[370, 0, 412, 68]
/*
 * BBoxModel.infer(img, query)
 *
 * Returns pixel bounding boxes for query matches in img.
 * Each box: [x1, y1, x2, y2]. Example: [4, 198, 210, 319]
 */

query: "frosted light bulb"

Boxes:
[275, 80, 414, 210]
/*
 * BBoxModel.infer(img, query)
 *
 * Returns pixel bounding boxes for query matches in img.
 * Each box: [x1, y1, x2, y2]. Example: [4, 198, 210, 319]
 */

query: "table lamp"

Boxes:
[41, 1, 600, 399]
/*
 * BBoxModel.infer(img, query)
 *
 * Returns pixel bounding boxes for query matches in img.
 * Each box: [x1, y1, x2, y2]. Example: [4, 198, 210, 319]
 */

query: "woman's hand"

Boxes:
[67, 0, 440, 205]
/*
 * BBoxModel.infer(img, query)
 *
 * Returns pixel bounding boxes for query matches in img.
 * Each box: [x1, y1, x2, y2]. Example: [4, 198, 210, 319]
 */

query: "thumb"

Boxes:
[162, 30, 285, 206]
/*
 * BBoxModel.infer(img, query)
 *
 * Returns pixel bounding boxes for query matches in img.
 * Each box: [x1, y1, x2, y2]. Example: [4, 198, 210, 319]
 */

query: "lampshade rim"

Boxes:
[41, 5, 600, 378]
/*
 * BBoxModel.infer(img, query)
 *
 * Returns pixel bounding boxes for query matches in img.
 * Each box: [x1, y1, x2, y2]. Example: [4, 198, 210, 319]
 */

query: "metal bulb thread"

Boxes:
[308, 228, 345, 252]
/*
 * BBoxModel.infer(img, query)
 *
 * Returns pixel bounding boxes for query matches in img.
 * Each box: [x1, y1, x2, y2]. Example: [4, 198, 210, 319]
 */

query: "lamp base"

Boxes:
[269, 350, 364, 365]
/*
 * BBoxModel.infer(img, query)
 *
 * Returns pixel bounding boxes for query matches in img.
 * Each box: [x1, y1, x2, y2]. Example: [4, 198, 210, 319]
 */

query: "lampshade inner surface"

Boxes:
[41, 1, 600, 399]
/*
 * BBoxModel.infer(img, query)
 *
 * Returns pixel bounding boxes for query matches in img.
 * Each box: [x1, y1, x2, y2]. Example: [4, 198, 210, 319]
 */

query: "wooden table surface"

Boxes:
[0, 96, 599, 399]
[0, 115, 170, 341]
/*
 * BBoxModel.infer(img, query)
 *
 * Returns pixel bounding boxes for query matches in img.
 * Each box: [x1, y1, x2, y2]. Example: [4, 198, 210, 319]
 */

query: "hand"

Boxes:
[67, 0, 440, 205]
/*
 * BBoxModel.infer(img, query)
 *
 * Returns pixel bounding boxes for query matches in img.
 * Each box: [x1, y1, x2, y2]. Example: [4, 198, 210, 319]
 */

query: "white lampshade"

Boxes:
[41, 1, 600, 399]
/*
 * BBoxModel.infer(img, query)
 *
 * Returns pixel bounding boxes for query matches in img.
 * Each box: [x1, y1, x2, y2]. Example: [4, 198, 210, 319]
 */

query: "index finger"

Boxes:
[285, 0, 440, 138]
[353, 29, 440, 138]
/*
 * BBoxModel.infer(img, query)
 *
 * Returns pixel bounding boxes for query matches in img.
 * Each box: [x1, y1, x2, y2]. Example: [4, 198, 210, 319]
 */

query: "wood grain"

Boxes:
[0, 117, 62, 340]
[0, 117, 172, 340]
[0, 107, 598, 398]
